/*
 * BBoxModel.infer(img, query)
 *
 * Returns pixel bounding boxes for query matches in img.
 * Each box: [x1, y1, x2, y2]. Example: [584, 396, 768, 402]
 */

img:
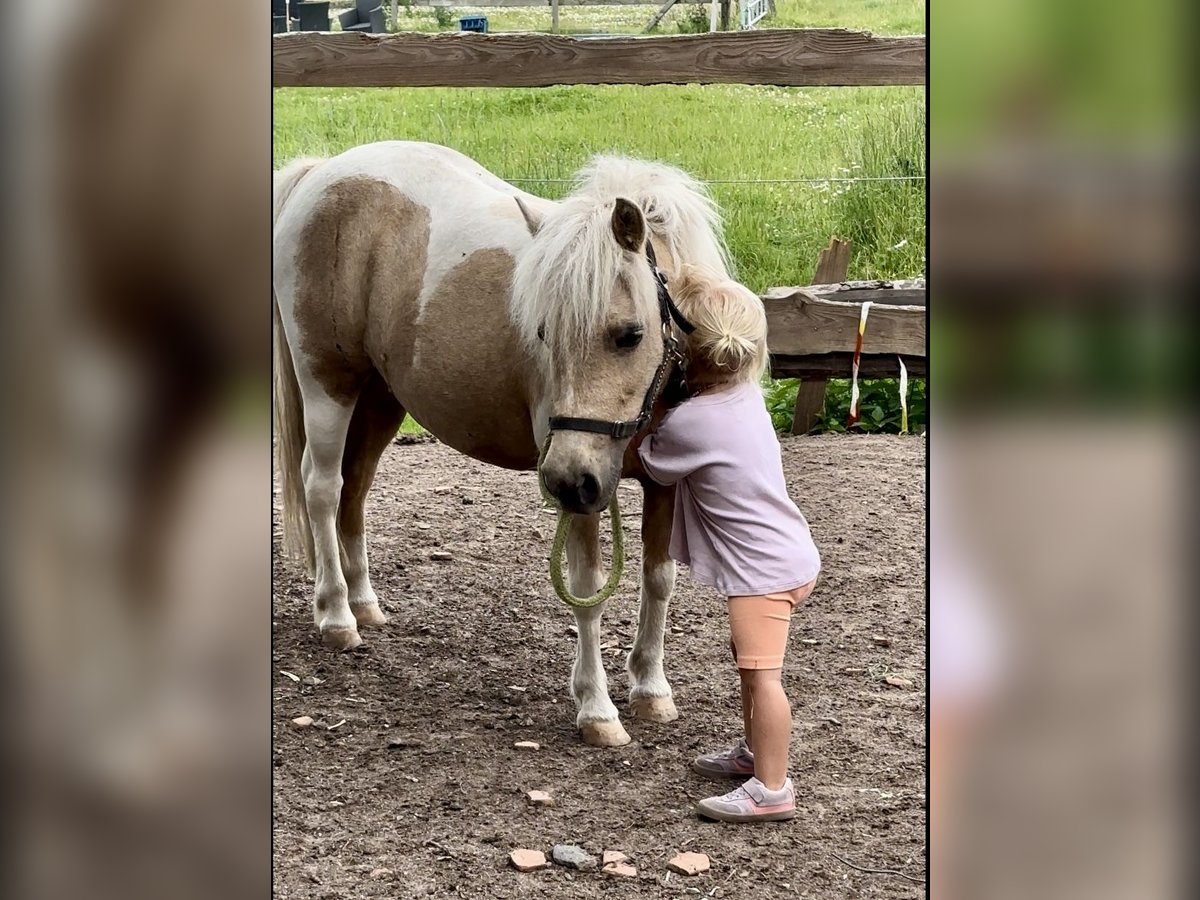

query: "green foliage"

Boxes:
[761, 375, 926, 434]
[676, 5, 711, 34]
[433, 6, 455, 28]
[763, 378, 802, 433]
[813, 377, 926, 434]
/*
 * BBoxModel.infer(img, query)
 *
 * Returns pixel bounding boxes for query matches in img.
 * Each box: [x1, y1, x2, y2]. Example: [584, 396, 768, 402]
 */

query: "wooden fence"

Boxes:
[273, 29, 925, 87]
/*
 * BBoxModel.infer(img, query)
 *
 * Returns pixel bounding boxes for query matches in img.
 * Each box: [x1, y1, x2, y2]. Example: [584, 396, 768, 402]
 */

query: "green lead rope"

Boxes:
[537, 434, 625, 609]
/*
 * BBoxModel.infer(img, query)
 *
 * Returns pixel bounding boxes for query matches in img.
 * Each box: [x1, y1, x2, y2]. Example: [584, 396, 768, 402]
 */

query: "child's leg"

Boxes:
[741, 667, 790, 790]
[739, 667, 748, 748]
[727, 589, 809, 786]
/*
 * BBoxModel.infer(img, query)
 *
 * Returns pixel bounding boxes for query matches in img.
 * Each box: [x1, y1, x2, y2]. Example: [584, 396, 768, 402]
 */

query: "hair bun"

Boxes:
[710, 331, 756, 370]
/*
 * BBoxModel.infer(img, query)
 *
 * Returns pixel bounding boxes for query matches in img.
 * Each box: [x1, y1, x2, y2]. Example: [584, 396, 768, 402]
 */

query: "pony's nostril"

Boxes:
[577, 472, 600, 507]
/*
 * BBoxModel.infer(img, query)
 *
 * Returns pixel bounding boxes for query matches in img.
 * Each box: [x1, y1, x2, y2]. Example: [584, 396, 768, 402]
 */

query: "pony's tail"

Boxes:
[273, 157, 323, 574]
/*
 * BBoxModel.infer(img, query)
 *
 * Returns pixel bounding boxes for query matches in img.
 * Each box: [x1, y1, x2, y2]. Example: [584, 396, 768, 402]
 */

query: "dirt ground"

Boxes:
[273, 434, 926, 899]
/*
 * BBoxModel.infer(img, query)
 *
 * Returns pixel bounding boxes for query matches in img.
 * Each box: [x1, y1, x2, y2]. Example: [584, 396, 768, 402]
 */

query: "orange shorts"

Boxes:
[727, 581, 816, 670]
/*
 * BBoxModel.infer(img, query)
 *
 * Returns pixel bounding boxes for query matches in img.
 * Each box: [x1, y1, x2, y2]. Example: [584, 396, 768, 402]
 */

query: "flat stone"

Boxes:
[513, 740, 540, 751]
[602, 862, 638, 878]
[429, 550, 453, 561]
[290, 716, 314, 728]
[884, 675, 914, 689]
[387, 737, 424, 750]
[602, 850, 629, 865]
[871, 634, 892, 647]
[551, 844, 597, 871]
[667, 852, 710, 875]
[509, 849, 548, 872]
[525, 790, 554, 807]
[368, 867, 392, 879]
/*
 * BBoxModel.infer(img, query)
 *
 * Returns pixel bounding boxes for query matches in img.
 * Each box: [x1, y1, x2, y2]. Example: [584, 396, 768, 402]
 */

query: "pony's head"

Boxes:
[511, 195, 667, 514]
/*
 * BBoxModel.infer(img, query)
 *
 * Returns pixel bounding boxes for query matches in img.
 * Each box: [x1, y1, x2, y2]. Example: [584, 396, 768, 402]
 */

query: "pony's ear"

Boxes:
[610, 197, 646, 253]
[514, 196, 543, 237]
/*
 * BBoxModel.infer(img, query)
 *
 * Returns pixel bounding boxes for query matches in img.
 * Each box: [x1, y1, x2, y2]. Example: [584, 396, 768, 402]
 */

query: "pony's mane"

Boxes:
[510, 155, 729, 357]
[574, 155, 731, 276]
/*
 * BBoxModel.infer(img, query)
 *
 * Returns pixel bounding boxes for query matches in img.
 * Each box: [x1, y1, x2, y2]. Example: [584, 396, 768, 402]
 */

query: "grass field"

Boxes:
[274, 2, 926, 430]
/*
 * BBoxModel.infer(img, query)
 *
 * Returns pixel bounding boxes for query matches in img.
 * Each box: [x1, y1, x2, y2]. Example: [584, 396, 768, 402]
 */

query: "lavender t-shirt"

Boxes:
[638, 381, 821, 596]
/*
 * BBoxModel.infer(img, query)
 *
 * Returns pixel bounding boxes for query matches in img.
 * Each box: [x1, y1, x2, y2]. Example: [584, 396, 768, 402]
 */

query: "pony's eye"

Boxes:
[612, 325, 644, 350]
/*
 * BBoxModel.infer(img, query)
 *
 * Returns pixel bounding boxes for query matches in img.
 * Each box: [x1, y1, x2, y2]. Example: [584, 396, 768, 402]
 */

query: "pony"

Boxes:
[273, 141, 729, 746]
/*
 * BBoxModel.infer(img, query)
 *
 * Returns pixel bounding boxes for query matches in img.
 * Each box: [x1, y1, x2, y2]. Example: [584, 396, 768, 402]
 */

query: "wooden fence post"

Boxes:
[720, 0, 731, 31]
[644, 0, 679, 32]
[790, 237, 851, 434]
[551, 0, 560, 33]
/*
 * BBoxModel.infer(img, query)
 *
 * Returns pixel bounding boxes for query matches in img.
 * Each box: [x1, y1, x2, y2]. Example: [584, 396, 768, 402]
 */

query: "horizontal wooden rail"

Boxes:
[763, 284, 926, 380]
[770, 353, 927, 379]
[805, 279, 926, 306]
[273, 29, 926, 88]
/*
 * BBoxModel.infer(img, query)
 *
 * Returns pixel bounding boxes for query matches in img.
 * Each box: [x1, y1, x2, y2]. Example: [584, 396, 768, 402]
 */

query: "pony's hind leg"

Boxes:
[339, 372, 405, 629]
[300, 390, 360, 650]
[627, 481, 679, 722]
[566, 514, 630, 747]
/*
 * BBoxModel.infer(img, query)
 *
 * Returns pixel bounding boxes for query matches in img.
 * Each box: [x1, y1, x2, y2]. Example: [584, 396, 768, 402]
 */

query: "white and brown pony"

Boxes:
[273, 141, 728, 746]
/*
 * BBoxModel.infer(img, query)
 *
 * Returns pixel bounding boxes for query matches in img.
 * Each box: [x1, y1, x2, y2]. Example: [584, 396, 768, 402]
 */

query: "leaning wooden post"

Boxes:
[790, 237, 852, 435]
[391, 0, 398, 31]
[720, 0, 732, 31]
[644, 0, 679, 32]
[551, 0, 560, 33]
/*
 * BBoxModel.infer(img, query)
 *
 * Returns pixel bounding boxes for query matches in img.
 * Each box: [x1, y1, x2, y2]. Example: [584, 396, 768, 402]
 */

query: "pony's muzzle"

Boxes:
[543, 468, 603, 514]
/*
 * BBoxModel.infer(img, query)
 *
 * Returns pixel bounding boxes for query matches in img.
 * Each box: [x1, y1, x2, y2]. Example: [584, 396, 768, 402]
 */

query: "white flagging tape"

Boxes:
[848, 301, 873, 426]
[898, 356, 909, 434]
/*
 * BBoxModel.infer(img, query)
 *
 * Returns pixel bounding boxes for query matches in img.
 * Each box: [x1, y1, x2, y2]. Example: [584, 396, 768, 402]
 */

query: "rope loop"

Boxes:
[537, 434, 625, 609]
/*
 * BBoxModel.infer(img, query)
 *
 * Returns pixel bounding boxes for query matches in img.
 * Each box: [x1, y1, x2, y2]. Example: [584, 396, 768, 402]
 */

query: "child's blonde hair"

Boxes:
[671, 264, 769, 384]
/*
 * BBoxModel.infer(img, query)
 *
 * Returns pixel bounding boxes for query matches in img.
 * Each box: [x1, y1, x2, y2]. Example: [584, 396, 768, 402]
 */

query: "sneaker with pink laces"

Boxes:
[691, 738, 756, 779]
[695, 777, 796, 823]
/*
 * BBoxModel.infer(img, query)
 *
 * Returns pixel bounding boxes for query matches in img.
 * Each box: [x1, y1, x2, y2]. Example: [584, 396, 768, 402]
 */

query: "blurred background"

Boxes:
[0, 0, 1192, 898]
[2, 2, 269, 898]
[930, 1, 1191, 898]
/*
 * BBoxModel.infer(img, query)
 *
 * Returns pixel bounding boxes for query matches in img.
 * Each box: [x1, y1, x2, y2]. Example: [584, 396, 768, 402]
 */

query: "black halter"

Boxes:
[547, 242, 696, 440]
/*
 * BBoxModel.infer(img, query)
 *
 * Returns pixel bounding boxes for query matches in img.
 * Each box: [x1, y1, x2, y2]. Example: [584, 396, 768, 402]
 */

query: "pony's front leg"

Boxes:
[566, 513, 630, 747]
[627, 481, 679, 722]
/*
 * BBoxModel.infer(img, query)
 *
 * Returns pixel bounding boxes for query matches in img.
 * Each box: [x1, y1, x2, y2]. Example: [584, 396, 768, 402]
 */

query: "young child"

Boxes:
[636, 265, 821, 823]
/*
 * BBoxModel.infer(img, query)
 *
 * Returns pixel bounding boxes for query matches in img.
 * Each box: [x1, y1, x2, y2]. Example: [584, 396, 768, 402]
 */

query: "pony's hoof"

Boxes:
[321, 626, 363, 651]
[352, 604, 388, 628]
[580, 720, 631, 748]
[630, 695, 679, 723]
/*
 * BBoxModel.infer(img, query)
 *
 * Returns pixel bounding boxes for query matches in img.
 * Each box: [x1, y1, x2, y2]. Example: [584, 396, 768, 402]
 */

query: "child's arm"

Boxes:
[635, 405, 705, 486]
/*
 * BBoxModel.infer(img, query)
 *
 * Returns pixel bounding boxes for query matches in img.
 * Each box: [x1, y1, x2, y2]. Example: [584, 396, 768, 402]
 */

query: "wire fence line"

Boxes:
[499, 175, 927, 186]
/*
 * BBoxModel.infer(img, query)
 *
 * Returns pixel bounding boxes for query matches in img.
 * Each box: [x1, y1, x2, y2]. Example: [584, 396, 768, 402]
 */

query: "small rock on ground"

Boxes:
[602, 862, 638, 878]
[513, 740, 540, 751]
[290, 716, 314, 728]
[885, 674, 914, 689]
[429, 550, 453, 561]
[551, 844, 597, 871]
[368, 867, 392, 879]
[602, 850, 629, 865]
[871, 634, 892, 647]
[525, 790, 554, 807]
[387, 737, 424, 749]
[509, 849, 548, 872]
[667, 852, 710, 875]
